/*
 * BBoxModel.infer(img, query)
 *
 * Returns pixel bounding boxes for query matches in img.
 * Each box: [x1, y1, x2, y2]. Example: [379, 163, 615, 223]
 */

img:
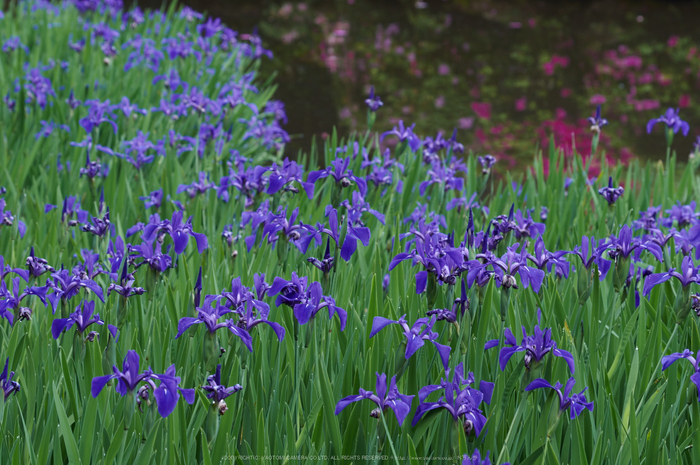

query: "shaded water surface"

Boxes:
[141, 0, 700, 171]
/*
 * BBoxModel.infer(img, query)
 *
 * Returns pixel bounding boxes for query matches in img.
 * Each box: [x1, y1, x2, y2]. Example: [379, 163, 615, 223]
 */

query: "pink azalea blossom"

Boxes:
[471, 102, 491, 119]
[590, 94, 606, 105]
[515, 97, 527, 111]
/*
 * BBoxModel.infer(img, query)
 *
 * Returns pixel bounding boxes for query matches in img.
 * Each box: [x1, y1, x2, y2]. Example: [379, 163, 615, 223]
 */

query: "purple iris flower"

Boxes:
[139, 189, 163, 209]
[128, 237, 173, 273]
[79, 99, 118, 134]
[662, 201, 697, 229]
[176, 172, 215, 198]
[81, 204, 111, 237]
[269, 273, 346, 330]
[527, 236, 571, 278]
[1, 255, 29, 282]
[381, 120, 421, 151]
[661, 349, 700, 401]
[321, 208, 371, 262]
[2, 36, 29, 54]
[598, 177, 624, 206]
[107, 236, 126, 279]
[487, 319, 575, 374]
[0, 356, 20, 400]
[525, 377, 594, 420]
[511, 209, 546, 240]
[571, 236, 611, 278]
[463, 449, 510, 465]
[599, 225, 663, 262]
[412, 363, 493, 436]
[633, 206, 662, 231]
[47, 268, 104, 312]
[472, 243, 545, 292]
[478, 155, 497, 175]
[370, 315, 451, 370]
[0, 277, 48, 325]
[390, 219, 466, 293]
[0, 198, 26, 238]
[92, 352, 153, 400]
[118, 131, 159, 169]
[197, 17, 223, 38]
[203, 364, 242, 415]
[69, 37, 86, 53]
[143, 211, 208, 255]
[145, 365, 196, 418]
[365, 86, 383, 112]
[213, 278, 285, 341]
[107, 260, 145, 299]
[307, 237, 335, 273]
[3, 93, 15, 112]
[152, 68, 189, 92]
[115, 97, 147, 118]
[446, 192, 488, 216]
[35, 120, 70, 140]
[232, 297, 285, 342]
[643, 256, 700, 296]
[339, 191, 385, 226]
[587, 105, 608, 134]
[335, 373, 414, 426]
[217, 161, 267, 206]
[306, 157, 368, 198]
[646, 107, 690, 136]
[51, 300, 105, 339]
[180, 6, 203, 21]
[24, 67, 56, 110]
[175, 298, 253, 351]
[258, 207, 319, 254]
[419, 161, 465, 196]
[265, 158, 313, 198]
[79, 153, 109, 179]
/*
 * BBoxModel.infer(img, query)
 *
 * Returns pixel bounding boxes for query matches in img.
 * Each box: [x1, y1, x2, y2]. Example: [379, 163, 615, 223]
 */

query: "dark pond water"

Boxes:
[139, 0, 700, 172]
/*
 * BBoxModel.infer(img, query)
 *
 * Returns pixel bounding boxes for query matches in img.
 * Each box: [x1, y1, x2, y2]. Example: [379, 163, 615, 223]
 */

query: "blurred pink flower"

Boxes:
[560, 88, 572, 97]
[297, 3, 308, 11]
[339, 107, 352, 119]
[435, 96, 445, 108]
[590, 94, 606, 105]
[458, 117, 474, 129]
[509, 22, 522, 29]
[657, 74, 671, 86]
[679, 94, 691, 108]
[515, 97, 527, 111]
[528, 18, 536, 28]
[471, 102, 491, 119]
[281, 31, 299, 44]
[668, 35, 679, 47]
[555, 108, 567, 119]
[438, 64, 450, 75]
